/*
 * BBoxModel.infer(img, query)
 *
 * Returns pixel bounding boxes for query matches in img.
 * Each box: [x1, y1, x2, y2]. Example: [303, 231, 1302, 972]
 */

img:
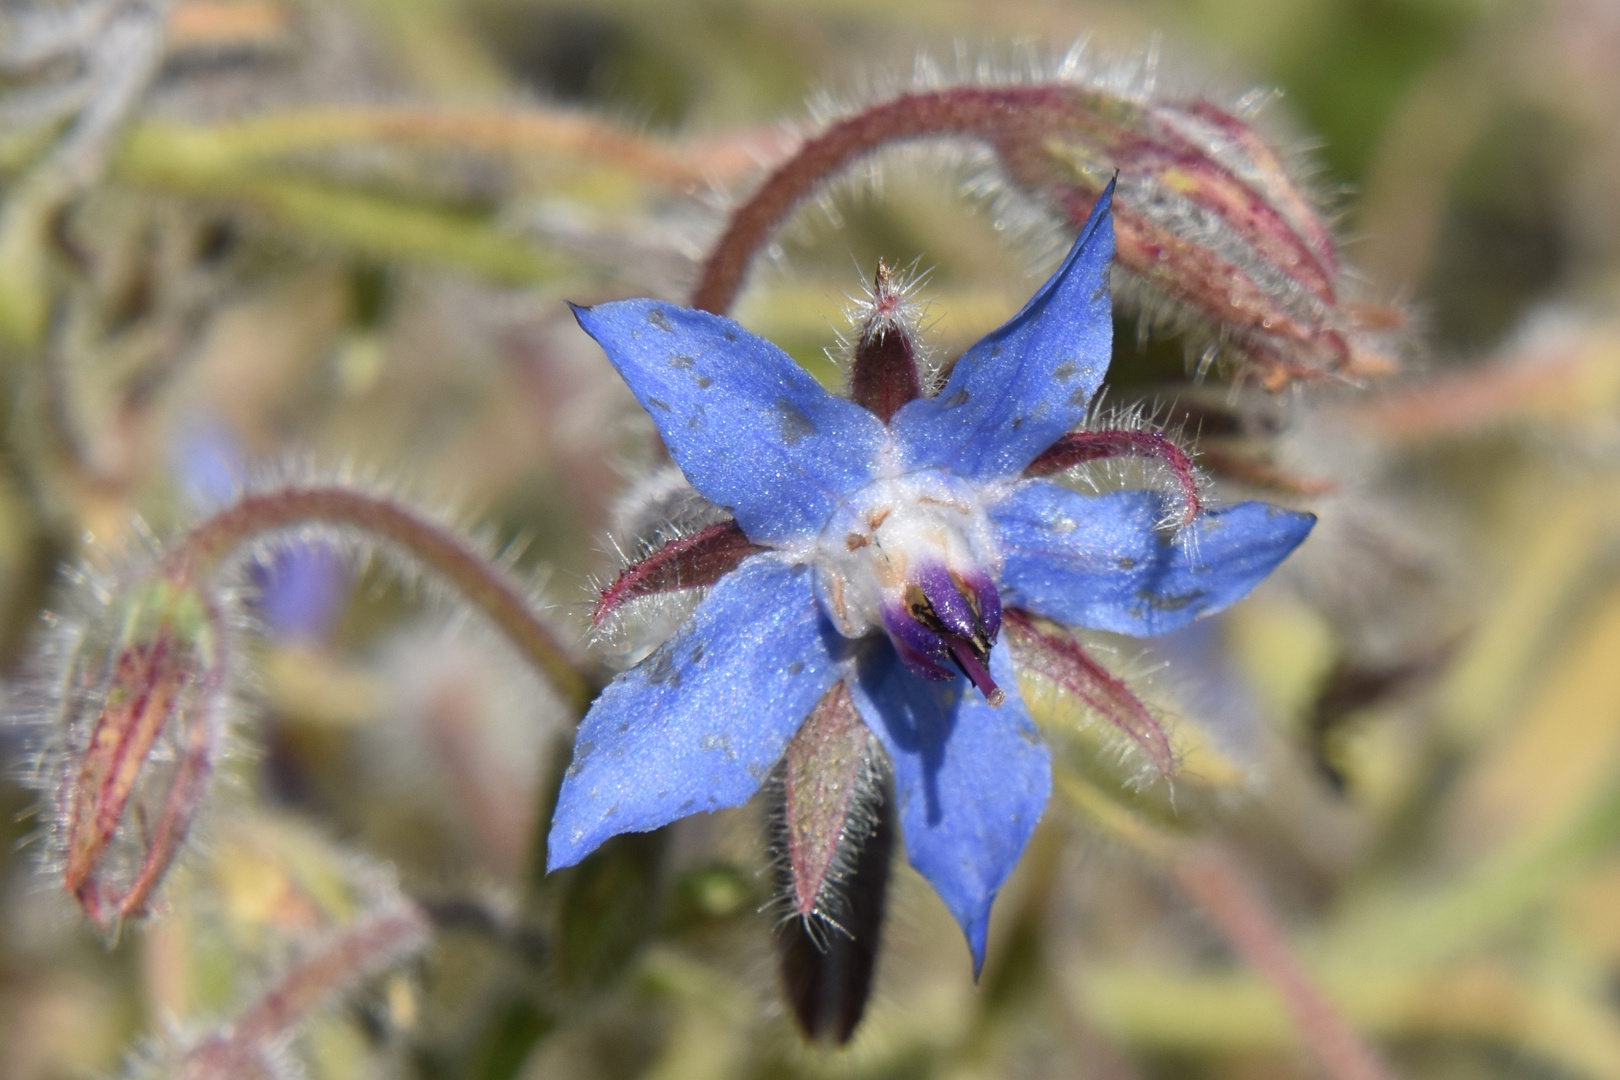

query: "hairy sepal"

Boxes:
[769, 680, 893, 1045]
[1026, 426, 1204, 527]
[1003, 608, 1175, 778]
[592, 519, 762, 628]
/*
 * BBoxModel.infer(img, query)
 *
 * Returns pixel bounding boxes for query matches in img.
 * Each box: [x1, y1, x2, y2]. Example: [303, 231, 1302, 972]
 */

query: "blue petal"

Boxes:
[890, 183, 1115, 481]
[572, 301, 886, 545]
[850, 645, 1051, 975]
[991, 480, 1316, 636]
[548, 554, 844, 870]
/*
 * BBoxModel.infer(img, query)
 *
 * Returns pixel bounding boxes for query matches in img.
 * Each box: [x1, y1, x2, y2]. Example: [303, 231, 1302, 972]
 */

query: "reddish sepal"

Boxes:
[1025, 428, 1203, 526]
[849, 259, 923, 423]
[1002, 609, 1174, 777]
[593, 520, 763, 626]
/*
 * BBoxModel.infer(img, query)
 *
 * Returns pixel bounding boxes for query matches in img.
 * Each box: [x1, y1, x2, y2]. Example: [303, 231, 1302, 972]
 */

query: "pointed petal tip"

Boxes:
[966, 912, 991, 981]
[543, 828, 589, 874]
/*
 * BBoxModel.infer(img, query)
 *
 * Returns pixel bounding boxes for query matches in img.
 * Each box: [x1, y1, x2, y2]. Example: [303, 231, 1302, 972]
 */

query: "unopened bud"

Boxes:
[995, 88, 1400, 388]
[769, 681, 892, 1044]
[695, 82, 1404, 389]
[47, 574, 231, 930]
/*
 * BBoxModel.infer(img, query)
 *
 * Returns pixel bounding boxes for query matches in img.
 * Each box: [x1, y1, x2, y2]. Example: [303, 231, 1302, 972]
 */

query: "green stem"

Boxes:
[113, 134, 568, 284]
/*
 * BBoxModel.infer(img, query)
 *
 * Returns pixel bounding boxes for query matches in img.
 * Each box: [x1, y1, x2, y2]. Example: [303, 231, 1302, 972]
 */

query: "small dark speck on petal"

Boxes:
[1068, 387, 1090, 406]
[691, 642, 705, 663]
[790, 563, 809, 577]
[788, 660, 805, 675]
[604, 804, 619, 817]
[945, 389, 970, 408]
[617, 721, 630, 733]
[648, 308, 673, 332]
[646, 649, 681, 686]
[1091, 283, 1107, 303]
[777, 398, 816, 445]
[696, 374, 714, 388]
[1053, 362, 1076, 380]
[647, 396, 671, 411]
[669, 353, 694, 369]
[724, 329, 738, 341]
[1118, 557, 1137, 569]
[680, 798, 696, 810]
[1011, 416, 1024, 429]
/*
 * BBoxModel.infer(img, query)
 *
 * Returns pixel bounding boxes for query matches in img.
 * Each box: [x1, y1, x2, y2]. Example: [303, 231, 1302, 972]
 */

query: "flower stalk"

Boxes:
[163, 483, 595, 713]
[691, 84, 1394, 388]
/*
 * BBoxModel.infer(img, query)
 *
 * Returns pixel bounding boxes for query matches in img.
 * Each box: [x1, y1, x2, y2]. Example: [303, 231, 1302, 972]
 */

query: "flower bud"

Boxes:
[770, 681, 892, 1044]
[694, 80, 1404, 389]
[45, 574, 232, 930]
[992, 87, 1400, 388]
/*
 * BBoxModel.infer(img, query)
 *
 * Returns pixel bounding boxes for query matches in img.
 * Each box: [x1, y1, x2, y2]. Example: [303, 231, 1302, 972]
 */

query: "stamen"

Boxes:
[948, 639, 1003, 707]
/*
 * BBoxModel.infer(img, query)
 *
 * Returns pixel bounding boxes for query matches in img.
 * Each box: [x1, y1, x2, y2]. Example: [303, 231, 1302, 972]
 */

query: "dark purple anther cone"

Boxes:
[881, 565, 1004, 705]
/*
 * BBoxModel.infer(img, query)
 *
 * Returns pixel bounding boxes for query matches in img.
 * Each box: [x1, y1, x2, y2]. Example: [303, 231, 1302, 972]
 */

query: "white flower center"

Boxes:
[812, 469, 1000, 639]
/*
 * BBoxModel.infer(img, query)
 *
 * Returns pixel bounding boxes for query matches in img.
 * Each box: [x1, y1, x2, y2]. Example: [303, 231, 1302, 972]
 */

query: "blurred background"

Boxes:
[3, 0, 1620, 1077]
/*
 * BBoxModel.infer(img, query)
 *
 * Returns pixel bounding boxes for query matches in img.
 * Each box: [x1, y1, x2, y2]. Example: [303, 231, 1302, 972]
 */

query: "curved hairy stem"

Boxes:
[163, 484, 597, 714]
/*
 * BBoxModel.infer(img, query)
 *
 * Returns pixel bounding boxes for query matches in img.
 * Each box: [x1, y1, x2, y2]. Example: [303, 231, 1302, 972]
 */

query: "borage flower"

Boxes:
[548, 186, 1314, 972]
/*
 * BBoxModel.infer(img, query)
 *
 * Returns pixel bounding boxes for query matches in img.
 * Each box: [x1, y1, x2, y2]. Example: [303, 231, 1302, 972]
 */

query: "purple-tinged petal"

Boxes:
[571, 301, 886, 546]
[850, 645, 1050, 974]
[890, 183, 1115, 481]
[254, 543, 349, 643]
[548, 554, 844, 871]
[991, 480, 1315, 637]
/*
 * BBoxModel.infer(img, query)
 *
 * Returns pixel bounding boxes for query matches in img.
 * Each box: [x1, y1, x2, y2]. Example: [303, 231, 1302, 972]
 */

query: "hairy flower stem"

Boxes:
[691, 85, 1374, 387]
[693, 87, 1068, 315]
[176, 904, 431, 1080]
[162, 485, 597, 713]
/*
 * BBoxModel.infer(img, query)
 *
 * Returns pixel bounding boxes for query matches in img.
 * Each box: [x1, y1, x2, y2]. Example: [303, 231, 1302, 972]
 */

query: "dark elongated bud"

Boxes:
[769, 681, 892, 1044]
[593, 519, 761, 627]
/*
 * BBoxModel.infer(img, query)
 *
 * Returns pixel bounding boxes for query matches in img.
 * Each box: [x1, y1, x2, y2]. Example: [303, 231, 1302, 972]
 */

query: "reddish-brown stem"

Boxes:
[1171, 844, 1395, 1080]
[1025, 429, 1203, 526]
[236, 907, 429, 1043]
[178, 906, 430, 1080]
[691, 86, 1084, 314]
[1003, 609, 1174, 776]
[593, 520, 762, 626]
[163, 486, 596, 713]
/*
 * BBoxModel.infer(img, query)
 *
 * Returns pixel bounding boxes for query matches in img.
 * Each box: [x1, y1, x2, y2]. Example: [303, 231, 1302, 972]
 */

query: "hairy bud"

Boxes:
[694, 74, 1403, 389]
[768, 681, 893, 1044]
[44, 573, 233, 931]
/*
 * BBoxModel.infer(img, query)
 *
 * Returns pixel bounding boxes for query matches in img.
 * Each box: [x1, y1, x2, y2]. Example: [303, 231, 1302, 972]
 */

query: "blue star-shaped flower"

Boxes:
[548, 187, 1314, 970]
